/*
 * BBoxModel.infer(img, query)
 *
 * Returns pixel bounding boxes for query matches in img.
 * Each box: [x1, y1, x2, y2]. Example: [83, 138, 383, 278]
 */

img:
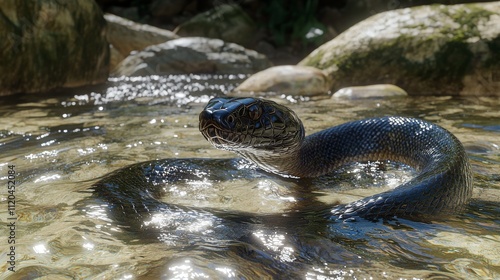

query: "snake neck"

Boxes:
[235, 133, 347, 178]
[235, 142, 304, 178]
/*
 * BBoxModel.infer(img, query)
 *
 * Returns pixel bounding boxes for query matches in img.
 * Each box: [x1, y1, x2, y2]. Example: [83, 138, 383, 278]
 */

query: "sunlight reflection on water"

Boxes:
[0, 75, 498, 279]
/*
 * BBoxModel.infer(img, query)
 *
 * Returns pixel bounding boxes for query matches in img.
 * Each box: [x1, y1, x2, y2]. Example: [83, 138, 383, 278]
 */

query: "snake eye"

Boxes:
[248, 105, 262, 121]
[226, 114, 236, 126]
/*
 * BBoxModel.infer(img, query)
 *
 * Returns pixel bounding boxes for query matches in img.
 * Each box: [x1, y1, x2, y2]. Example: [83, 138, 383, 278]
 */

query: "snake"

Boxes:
[199, 97, 473, 220]
[92, 97, 473, 231]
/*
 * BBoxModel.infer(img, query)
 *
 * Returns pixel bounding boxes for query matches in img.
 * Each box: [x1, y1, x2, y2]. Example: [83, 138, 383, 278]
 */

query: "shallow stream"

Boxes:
[0, 75, 499, 279]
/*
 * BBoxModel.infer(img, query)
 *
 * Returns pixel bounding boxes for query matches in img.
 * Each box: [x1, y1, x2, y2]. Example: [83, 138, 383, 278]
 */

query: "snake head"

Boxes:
[199, 97, 304, 153]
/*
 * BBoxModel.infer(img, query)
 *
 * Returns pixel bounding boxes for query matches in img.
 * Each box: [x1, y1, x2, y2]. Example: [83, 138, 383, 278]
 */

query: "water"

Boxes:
[0, 75, 499, 279]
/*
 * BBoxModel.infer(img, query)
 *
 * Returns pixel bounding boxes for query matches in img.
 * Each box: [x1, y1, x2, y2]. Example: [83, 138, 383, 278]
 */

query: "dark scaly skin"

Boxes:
[301, 117, 472, 220]
[199, 97, 473, 220]
[93, 97, 472, 226]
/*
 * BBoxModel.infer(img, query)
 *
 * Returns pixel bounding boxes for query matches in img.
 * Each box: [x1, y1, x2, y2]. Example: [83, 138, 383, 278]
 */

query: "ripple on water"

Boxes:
[0, 76, 499, 279]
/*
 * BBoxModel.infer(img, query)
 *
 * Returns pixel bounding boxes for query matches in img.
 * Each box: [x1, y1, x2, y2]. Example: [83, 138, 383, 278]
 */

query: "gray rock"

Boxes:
[332, 84, 408, 99]
[0, 0, 109, 95]
[174, 4, 258, 47]
[232, 65, 332, 96]
[300, 2, 500, 96]
[104, 13, 179, 57]
[112, 37, 272, 76]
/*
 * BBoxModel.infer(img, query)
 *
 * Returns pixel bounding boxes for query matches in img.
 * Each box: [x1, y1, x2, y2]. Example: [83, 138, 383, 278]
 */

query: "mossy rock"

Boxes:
[299, 2, 500, 96]
[0, 0, 109, 95]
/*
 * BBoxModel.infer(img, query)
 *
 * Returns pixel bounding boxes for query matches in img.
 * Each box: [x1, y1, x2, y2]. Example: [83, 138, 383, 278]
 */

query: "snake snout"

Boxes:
[199, 116, 235, 148]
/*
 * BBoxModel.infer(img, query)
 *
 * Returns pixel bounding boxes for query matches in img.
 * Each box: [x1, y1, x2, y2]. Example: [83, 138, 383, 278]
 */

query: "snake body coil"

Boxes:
[94, 97, 472, 226]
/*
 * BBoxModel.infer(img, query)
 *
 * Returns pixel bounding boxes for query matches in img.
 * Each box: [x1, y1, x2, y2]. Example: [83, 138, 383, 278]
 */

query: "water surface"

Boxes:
[0, 75, 499, 279]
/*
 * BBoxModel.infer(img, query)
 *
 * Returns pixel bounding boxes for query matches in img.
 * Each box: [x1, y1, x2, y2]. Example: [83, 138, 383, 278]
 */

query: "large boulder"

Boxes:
[299, 2, 500, 96]
[0, 0, 109, 96]
[112, 37, 272, 76]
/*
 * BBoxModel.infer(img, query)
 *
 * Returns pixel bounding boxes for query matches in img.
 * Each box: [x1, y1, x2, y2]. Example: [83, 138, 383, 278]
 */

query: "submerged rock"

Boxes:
[174, 4, 257, 47]
[112, 37, 271, 76]
[300, 2, 500, 96]
[333, 84, 408, 99]
[0, 0, 109, 95]
[232, 65, 332, 96]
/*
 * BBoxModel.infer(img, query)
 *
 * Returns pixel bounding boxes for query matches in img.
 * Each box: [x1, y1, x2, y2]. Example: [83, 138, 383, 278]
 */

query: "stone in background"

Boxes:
[0, 0, 109, 95]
